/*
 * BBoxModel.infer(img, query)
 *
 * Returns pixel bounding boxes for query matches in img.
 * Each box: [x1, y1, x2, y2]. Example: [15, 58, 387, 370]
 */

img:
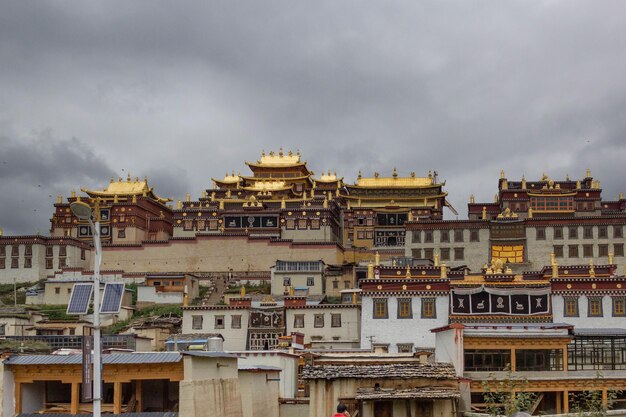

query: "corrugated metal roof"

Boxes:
[574, 328, 626, 336]
[5, 352, 182, 366]
[181, 351, 239, 359]
[239, 365, 282, 372]
[19, 413, 178, 417]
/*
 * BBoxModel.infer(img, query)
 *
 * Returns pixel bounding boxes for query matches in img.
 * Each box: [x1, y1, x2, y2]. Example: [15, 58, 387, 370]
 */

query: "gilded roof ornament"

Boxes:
[392, 167, 398, 178]
[586, 168, 591, 178]
[470, 194, 475, 204]
[521, 175, 527, 189]
[500, 169, 505, 179]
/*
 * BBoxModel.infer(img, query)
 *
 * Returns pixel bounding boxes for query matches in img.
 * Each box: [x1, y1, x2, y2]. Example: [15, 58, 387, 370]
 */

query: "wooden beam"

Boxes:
[510, 348, 516, 372]
[563, 390, 569, 414]
[113, 381, 122, 414]
[15, 382, 22, 415]
[136, 380, 142, 412]
[71, 382, 80, 414]
[602, 389, 608, 407]
[556, 389, 562, 414]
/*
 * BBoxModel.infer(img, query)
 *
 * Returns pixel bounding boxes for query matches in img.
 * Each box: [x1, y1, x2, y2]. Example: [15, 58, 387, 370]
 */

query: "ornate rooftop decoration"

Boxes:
[81, 175, 171, 203]
[247, 148, 303, 167]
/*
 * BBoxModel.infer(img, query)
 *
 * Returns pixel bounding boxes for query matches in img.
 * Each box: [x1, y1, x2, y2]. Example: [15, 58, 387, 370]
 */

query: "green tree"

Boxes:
[570, 373, 622, 417]
[482, 367, 536, 416]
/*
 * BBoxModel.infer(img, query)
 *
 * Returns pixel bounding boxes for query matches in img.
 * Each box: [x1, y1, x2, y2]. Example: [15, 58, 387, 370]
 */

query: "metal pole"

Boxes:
[90, 219, 102, 417]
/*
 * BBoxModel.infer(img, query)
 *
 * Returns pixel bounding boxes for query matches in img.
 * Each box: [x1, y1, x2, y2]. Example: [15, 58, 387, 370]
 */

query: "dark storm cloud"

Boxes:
[0, 131, 114, 235]
[1, 1, 626, 232]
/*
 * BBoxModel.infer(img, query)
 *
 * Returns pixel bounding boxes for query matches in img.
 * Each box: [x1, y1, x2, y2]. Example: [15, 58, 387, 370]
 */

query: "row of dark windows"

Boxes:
[412, 247, 464, 261]
[373, 298, 437, 319]
[412, 229, 480, 243]
[536, 225, 623, 240]
[465, 349, 564, 372]
[563, 296, 625, 317]
[553, 243, 624, 258]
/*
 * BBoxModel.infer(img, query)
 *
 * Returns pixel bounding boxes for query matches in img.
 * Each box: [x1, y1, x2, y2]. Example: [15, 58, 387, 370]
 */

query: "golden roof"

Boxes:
[247, 148, 304, 167]
[316, 171, 342, 183]
[212, 172, 241, 184]
[354, 172, 434, 188]
[82, 175, 171, 203]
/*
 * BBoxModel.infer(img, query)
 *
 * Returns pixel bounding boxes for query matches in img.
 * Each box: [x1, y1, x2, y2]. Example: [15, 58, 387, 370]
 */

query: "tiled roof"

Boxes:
[356, 387, 460, 400]
[5, 352, 181, 366]
[19, 414, 177, 417]
[302, 362, 456, 380]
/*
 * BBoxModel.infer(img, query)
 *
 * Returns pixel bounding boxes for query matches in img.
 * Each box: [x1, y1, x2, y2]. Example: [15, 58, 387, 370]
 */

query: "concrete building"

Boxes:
[270, 260, 325, 297]
[137, 273, 200, 308]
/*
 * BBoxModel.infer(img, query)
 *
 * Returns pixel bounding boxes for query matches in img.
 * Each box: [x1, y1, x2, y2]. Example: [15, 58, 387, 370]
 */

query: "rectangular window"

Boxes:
[365, 230, 373, 239]
[58, 257, 66, 269]
[298, 219, 307, 229]
[286, 219, 295, 229]
[310, 219, 320, 229]
[454, 247, 465, 261]
[614, 226, 623, 239]
[412, 231, 421, 243]
[283, 277, 291, 286]
[515, 349, 563, 371]
[553, 227, 563, 240]
[564, 297, 579, 317]
[583, 244, 594, 258]
[583, 226, 594, 239]
[598, 225, 608, 239]
[11, 245, 19, 256]
[231, 315, 242, 329]
[307, 277, 314, 286]
[569, 227, 578, 239]
[331, 313, 341, 328]
[599, 244, 609, 257]
[454, 229, 464, 242]
[214, 315, 225, 329]
[344, 281, 350, 289]
[421, 298, 436, 319]
[614, 244, 624, 257]
[293, 314, 305, 328]
[192, 315, 203, 330]
[55, 287, 60, 295]
[613, 297, 626, 317]
[59, 245, 67, 256]
[397, 343, 414, 353]
[45, 259, 53, 269]
[568, 245, 579, 258]
[440, 230, 449, 243]
[424, 231, 433, 243]
[11, 258, 18, 269]
[0, 246, 4, 256]
[424, 248, 434, 261]
[464, 349, 511, 372]
[397, 298, 412, 319]
[24, 245, 32, 256]
[118, 228, 126, 238]
[470, 229, 480, 242]
[373, 298, 388, 319]
[24, 257, 32, 268]
[536, 227, 546, 240]
[332, 280, 339, 289]
[80, 249, 86, 260]
[357, 230, 365, 240]
[411, 248, 421, 259]
[553, 245, 564, 258]
[588, 297, 603, 317]
[440, 248, 450, 261]
[314, 314, 324, 328]
[0, 258, 4, 269]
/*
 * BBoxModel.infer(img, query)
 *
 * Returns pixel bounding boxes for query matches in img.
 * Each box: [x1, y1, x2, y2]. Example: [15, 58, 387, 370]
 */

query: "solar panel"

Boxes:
[67, 283, 94, 315]
[100, 282, 125, 314]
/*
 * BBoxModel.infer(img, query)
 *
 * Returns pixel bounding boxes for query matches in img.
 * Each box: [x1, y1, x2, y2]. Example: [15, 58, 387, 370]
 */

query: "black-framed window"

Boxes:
[583, 244, 594, 257]
[536, 227, 546, 240]
[613, 297, 626, 317]
[554, 245, 564, 258]
[583, 226, 594, 239]
[231, 315, 242, 329]
[564, 297, 579, 317]
[568, 245, 579, 258]
[553, 227, 563, 240]
[331, 313, 341, 328]
[283, 277, 291, 286]
[454, 247, 465, 260]
[397, 298, 412, 319]
[397, 343, 414, 353]
[411, 231, 421, 243]
[421, 298, 436, 319]
[214, 315, 225, 329]
[373, 298, 388, 319]
[569, 226, 578, 239]
[306, 277, 315, 286]
[11, 258, 18, 269]
[599, 244, 609, 257]
[598, 225, 608, 239]
[470, 229, 480, 242]
[464, 349, 511, 372]
[454, 229, 464, 242]
[440, 248, 450, 261]
[424, 231, 433, 243]
[424, 248, 434, 261]
[588, 297, 603, 317]
[614, 226, 623, 239]
[314, 314, 324, 328]
[516, 349, 563, 371]
[614, 244, 624, 257]
[440, 230, 450, 243]
[411, 248, 421, 258]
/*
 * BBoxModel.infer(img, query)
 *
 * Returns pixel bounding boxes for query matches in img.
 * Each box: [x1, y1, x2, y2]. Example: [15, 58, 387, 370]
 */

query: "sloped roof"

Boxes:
[302, 362, 456, 380]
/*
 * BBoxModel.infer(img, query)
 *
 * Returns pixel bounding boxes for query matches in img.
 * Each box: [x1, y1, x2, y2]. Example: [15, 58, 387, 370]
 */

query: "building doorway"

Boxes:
[374, 401, 393, 417]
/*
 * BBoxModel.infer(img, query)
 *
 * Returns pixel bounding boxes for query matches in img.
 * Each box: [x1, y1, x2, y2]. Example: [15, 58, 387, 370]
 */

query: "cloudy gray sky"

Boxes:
[1, 1, 625, 235]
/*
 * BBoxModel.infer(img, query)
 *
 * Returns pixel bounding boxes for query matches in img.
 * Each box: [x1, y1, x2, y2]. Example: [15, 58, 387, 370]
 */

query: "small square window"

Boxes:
[553, 245, 564, 258]
[192, 315, 203, 330]
[397, 343, 413, 353]
[454, 247, 464, 261]
[11, 258, 19, 269]
[24, 245, 32, 256]
[24, 257, 32, 268]
[440, 248, 450, 261]
[424, 248, 434, 261]
[214, 315, 225, 329]
[331, 313, 341, 328]
[553, 227, 563, 240]
[45, 259, 53, 269]
[583, 226, 594, 239]
[421, 298, 436, 319]
[599, 244, 609, 257]
[344, 281, 350, 289]
[294, 314, 305, 328]
[314, 314, 324, 328]
[411, 248, 421, 259]
[55, 287, 60, 295]
[568, 245, 579, 258]
[568, 227, 578, 239]
[46, 246, 53, 257]
[59, 245, 67, 256]
[583, 244, 594, 258]
[536, 227, 546, 240]
[332, 280, 339, 289]
[283, 277, 291, 286]
[412, 231, 421, 243]
[614, 244, 624, 257]
[118, 228, 126, 238]
[307, 277, 314, 286]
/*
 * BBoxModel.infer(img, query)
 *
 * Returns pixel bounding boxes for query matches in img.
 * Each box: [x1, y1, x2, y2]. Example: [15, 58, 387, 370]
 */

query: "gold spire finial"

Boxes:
[393, 167, 398, 178]
[240, 286, 246, 298]
[177, 200, 182, 210]
[279, 147, 283, 157]
[375, 251, 380, 267]
[470, 194, 475, 204]
[135, 176, 139, 182]
[0, 227, 3, 237]
[118, 176, 122, 182]
[144, 175, 148, 182]
[357, 170, 362, 180]
[406, 265, 411, 278]
[57, 195, 63, 204]
[620, 192, 624, 200]
[576, 180, 581, 189]
[434, 252, 439, 267]
[186, 193, 191, 202]
[113, 194, 118, 203]
[71, 190, 76, 198]
[482, 206, 487, 220]
[500, 169, 505, 179]
[440, 263, 447, 278]
[521, 175, 527, 189]
[368, 261, 374, 279]
[494, 194, 498, 203]
[261, 149, 265, 157]
[589, 259, 595, 277]
[586, 168, 591, 178]
[132, 194, 137, 203]
[323, 198, 328, 208]
[127, 173, 131, 182]
[609, 252, 614, 265]
[502, 179, 508, 190]
[110, 177, 114, 183]
[288, 149, 293, 156]
[528, 207, 533, 218]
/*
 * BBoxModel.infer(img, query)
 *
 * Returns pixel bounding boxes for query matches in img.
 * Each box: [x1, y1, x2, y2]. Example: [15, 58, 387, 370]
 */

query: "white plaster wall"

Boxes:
[1, 361, 15, 417]
[137, 286, 184, 304]
[271, 271, 324, 296]
[360, 295, 448, 352]
[552, 294, 626, 328]
[182, 309, 250, 351]
[285, 307, 360, 344]
[21, 381, 45, 413]
[435, 329, 463, 376]
[236, 354, 299, 399]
